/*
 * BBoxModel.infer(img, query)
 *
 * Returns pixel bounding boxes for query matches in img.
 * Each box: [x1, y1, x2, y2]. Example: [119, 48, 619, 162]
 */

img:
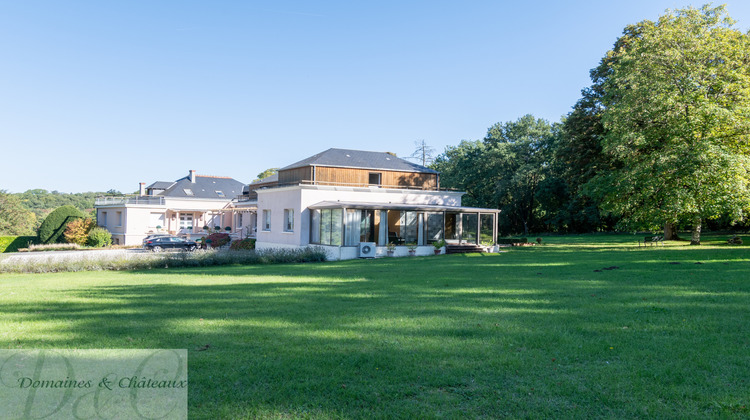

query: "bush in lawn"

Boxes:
[206, 233, 230, 248]
[0, 236, 37, 253]
[87, 227, 112, 247]
[229, 238, 255, 250]
[38, 205, 86, 244]
[63, 218, 96, 245]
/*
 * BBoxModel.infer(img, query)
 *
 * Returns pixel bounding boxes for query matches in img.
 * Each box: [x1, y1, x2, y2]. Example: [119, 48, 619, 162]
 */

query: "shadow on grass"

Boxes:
[1, 248, 749, 418]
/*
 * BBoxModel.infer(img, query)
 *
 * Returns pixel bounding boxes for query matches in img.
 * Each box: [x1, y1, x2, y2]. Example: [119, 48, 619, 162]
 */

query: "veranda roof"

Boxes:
[308, 201, 500, 213]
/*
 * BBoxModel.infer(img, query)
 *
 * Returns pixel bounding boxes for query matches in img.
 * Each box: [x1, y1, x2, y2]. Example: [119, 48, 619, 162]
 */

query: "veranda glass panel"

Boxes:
[310, 209, 320, 243]
[320, 209, 332, 245]
[480, 213, 495, 244]
[330, 209, 342, 246]
[461, 213, 478, 244]
[425, 213, 444, 243]
[445, 212, 459, 243]
[345, 210, 360, 246]
[401, 211, 418, 244]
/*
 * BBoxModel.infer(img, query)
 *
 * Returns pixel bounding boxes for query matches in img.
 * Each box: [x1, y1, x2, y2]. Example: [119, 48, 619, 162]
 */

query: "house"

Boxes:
[243, 148, 499, 260]
[95, 170, 249, 245]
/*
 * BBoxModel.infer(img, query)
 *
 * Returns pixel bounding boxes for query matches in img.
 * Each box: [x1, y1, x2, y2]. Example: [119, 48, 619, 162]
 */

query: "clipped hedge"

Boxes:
[0, 236, 37, 253]
[87, 227, 113, 247]
[38, 205, 86, 244]
[229, 238, 256, 250]
[497, 237, 528, 245]
[0, 247, 328, 274]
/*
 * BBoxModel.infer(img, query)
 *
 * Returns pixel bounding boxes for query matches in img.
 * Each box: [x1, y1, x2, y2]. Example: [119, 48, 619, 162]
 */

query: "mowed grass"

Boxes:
[0, 234, 748, 418]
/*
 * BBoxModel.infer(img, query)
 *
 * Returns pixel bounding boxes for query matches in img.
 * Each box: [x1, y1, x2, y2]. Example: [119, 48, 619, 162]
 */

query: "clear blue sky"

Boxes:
[2, 1, 749, 193]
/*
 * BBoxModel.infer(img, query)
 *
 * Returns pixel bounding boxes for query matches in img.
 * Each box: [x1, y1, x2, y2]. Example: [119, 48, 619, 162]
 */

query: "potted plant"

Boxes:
[407, 243, 417, 256]
[386, 242, 396, 257]
[156, 225, 162, 232]
[214, 225, 221, 232]
[202, 225, 210, 234]
[433, 239, 445, 255]
[224, 226, 232, 232]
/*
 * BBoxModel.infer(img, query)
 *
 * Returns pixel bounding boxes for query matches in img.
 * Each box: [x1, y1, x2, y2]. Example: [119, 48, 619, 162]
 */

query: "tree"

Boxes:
[254, 168, 278, 182]
[433, 115, 555, 235]
[407, 140, 436, 167]
[63, 218, 95, 245]
[587, 5, 750, 244]
[0, 190, 37, 236]
[38, 205, 86, 244]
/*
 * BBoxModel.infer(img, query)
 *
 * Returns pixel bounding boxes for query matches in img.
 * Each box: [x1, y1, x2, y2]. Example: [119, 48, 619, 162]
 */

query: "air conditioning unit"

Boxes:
[359, 242, 376, 258]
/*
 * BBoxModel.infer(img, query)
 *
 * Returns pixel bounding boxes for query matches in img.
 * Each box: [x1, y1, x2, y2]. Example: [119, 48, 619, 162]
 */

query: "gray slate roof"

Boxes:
[279, 148, 438, 174]
[154, 175, 245, 199]
[146, 181, 175, 190]
[250, 173, 278, 185]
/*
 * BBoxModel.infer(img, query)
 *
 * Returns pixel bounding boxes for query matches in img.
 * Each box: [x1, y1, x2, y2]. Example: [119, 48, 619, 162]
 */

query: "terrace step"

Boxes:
[445, 244, 485, 254]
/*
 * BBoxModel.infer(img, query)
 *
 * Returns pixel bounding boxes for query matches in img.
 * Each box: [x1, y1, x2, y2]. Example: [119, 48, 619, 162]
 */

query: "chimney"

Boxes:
[189, 170, 196, 183]
[139, 182, 146, 196]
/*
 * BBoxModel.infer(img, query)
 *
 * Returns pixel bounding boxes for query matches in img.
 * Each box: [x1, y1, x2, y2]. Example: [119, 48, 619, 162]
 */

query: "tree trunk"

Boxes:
[690, 217, 701, 245]
[664, 222, 677, 240]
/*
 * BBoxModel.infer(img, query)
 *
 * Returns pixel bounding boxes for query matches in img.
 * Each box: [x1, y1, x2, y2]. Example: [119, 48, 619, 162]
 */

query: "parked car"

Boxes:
[144, 236, 198, 252]
[142, 233, 175, 246]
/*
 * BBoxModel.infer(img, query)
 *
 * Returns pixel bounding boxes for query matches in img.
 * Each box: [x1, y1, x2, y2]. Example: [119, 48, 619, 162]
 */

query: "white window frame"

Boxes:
[283, 209, 294, 232]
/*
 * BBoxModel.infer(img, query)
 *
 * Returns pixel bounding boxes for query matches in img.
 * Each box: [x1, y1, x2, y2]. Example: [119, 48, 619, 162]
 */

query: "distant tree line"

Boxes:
[0, 189, 120, 236]
[432, 5, 750, 243]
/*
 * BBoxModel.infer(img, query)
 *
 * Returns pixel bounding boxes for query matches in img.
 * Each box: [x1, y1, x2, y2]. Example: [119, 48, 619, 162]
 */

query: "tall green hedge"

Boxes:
[38, 205, 86, 244]
[0, 236, 37, 253]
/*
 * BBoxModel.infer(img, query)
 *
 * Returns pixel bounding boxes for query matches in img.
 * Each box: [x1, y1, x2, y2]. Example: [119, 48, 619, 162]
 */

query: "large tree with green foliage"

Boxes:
[433, 115, 555, 235]
[38, 205, 86, 244]
[587, 5, 750, 244]
[0, 190, 37, 236]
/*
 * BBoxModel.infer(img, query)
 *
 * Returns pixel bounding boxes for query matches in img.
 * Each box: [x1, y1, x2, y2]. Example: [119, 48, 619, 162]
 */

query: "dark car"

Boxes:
[142, 233, 175, 246]
[144, 236, 198, 252]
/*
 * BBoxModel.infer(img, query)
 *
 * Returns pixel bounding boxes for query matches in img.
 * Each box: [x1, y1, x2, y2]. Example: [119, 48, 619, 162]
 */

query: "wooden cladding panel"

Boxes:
[278, 167, 313, 185]
[314, 166, 437, 189]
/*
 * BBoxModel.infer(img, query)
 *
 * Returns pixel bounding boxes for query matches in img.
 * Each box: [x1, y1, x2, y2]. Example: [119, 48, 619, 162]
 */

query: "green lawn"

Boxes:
[1, 234, 749, 418]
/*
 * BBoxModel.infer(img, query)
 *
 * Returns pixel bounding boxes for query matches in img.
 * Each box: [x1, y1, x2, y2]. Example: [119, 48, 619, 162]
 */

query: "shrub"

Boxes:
[0, 236, 37, 253]
[229, 238, 256, 250]
[26, 243, 81, 252]
[87, 227, 113, 247]
[496, 238, 528, 245]
[0, 247, 328, 274]
[206, 233, 230, 248]
[38, 205, 86, 244]
[63, 218, 96, 245]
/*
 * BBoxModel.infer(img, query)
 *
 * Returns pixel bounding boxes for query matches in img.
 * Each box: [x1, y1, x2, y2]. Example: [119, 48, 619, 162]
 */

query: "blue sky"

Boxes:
[2, 1, 749, 193]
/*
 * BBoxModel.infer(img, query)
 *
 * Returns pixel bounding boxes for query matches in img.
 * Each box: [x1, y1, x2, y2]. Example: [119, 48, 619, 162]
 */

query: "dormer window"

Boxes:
[183, 188, 194, 196]
[216, 191, 225, 198]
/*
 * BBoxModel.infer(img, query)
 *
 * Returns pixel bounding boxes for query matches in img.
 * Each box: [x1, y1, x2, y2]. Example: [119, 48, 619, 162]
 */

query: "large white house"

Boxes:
[95, 170, 249, 246]
[244, 148, 499, 260]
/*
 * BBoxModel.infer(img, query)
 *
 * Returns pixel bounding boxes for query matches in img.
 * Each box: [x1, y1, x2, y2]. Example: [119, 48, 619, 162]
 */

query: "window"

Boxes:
[262, 210, 271, 231]
[368, 172, 382, 186]
[215, 191, 225, 198]
[425, 213, 444, 244]
[310, 209, 342, 245]
[183, 188, 194, 196]
[344, 209, 380, 246]
[386, 210, 417, 244]
[100, 211, 107, 227]
[283, 209, 294, 232]
[179, 214, 193, 230]
[480, 213, 495, 244]
[116, 211, 122, 227]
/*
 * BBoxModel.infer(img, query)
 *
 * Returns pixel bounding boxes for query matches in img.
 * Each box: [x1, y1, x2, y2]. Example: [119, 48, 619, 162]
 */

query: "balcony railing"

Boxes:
[95, 196, 165, 206]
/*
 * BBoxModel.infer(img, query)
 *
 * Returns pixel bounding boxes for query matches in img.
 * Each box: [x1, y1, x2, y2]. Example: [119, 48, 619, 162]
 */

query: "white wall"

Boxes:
[255, 185, 465, 250]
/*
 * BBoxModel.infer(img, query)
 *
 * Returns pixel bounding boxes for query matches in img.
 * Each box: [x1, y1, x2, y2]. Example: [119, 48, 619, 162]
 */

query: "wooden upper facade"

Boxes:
[245, 149, 440, 198]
